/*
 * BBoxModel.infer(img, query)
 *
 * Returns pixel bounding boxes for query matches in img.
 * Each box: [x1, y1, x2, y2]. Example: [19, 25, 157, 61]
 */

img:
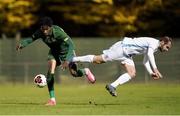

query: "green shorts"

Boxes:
[47, 49, 74, 66]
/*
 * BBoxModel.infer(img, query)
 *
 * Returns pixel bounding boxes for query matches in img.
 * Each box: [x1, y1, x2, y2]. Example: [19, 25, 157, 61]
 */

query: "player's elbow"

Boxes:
[147, 52, 154, 59]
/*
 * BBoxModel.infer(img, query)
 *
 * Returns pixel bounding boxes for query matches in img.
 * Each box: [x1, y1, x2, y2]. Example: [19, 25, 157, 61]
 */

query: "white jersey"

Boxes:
[122, 37, 159, 56]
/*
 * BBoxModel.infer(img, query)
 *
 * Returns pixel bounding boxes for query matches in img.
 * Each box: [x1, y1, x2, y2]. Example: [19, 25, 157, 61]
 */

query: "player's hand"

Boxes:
[16, 44, 23, 51]
[61, 61, 69, 70]
[151, 73, 160, 80]
[151, 69, 163, 80]
[154, 68, 163, 78]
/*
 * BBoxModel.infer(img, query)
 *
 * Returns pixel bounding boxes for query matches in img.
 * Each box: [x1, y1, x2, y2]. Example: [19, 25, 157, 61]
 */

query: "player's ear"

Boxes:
[160, 40, 164, 46]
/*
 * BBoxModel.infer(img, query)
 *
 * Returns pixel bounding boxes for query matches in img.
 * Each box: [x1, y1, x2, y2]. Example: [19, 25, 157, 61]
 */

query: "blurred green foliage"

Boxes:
[0, 0, 180, 37]
[0, 0, 39, 36]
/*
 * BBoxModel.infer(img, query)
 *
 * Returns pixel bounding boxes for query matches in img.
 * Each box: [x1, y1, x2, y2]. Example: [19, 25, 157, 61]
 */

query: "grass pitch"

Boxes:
[0, 82, 180, 115]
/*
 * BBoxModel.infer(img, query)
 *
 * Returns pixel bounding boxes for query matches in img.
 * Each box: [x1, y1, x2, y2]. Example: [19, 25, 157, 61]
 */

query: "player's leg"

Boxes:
[45, 51, 58, 106]
[72, 54, 105, 64]
[103, 45, 135, 97]
[68, 62, 84, 77]
[69, 62, 96, 83]
[72, 41, 123, 64]
[110, 63, 136, 87]
[69, 51, 96, 83]
[106, 61, 136, 97]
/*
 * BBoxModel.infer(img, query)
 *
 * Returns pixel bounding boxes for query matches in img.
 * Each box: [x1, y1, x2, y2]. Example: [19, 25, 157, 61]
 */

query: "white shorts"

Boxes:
[101, 41, 135, 66]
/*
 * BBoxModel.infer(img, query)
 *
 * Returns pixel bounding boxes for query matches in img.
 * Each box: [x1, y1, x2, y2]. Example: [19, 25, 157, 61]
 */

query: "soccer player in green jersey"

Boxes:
[16, 17, 96, 106]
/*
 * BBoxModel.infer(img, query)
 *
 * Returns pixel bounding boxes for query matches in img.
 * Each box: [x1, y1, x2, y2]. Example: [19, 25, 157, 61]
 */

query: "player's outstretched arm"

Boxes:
[145, 49, 163, 79]
[143, 55, 161, 80]
[143, 54, 153, 75]
[16, 38, 34, 51]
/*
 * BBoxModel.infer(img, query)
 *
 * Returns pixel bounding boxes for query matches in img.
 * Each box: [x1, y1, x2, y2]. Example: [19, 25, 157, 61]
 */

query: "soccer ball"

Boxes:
[34, 74, 47, 88]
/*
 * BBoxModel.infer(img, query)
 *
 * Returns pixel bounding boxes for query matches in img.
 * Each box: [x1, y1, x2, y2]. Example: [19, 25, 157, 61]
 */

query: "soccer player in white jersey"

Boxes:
[72, 36, 172, 97]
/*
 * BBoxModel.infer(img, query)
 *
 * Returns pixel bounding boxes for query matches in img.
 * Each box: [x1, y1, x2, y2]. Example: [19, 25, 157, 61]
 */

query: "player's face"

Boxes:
[40, 25, 52, 36]
[159, 41, 172, 52]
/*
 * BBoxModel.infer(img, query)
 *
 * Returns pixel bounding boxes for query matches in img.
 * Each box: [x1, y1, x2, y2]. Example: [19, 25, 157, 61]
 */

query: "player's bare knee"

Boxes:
[48, 60, 57, 74]
[93, 60, 104, 64]
[93, 55, 105, 64]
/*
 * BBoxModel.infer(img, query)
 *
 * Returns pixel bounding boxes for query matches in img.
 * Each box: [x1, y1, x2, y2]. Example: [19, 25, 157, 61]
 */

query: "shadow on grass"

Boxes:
[61, 102, 129, 106]
[0, 101, 129, 106]
[0, 102, 41, 105]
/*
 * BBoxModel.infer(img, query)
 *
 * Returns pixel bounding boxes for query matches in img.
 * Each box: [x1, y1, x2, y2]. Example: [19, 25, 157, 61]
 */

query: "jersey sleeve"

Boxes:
[19, 30, 41, 48]
[148, 39, 158, 51]
[143, 54, 153, 75]
[147, 48, 157, 70]
[63, 37, 75, 61]
[19, 38, 34, 48]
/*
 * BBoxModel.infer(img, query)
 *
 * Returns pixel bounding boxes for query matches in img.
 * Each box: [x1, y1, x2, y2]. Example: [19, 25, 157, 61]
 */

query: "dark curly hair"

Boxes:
[39, 16, 53, 27]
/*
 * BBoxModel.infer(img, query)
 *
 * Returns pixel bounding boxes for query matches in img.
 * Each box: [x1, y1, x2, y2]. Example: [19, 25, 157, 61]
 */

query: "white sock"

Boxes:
[111, 73, 131, 88]
[50, 98, 56, 102]
[72, 55, 95, 63]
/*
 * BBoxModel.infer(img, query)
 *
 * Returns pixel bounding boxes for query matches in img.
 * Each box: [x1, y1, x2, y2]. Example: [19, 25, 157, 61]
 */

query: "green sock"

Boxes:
[76, 69, 86, 77]
[47, 72, 55, 98]
[69, 62, 86, 77]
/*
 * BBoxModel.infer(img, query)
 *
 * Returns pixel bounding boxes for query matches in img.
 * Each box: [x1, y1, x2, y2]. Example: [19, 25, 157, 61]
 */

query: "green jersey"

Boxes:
[20, 25, 75, 61]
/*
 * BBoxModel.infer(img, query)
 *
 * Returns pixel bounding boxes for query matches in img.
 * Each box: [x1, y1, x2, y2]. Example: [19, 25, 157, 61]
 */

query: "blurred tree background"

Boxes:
[0, 0, 180, 38]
